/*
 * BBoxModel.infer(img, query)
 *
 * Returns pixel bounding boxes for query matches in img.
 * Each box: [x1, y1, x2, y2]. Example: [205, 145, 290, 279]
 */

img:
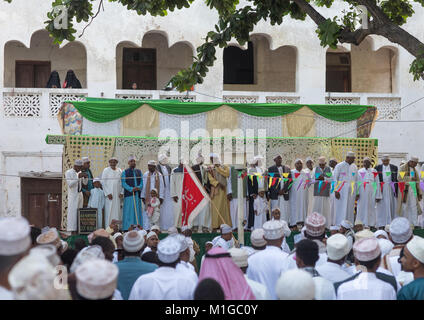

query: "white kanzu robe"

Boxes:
[159, 165, 174, 230]
[312, 167, 332, 227]
[376, 165, 397, 227]
[170, 168, 184, 227]
[140, 171, 164, 230]
[247, 246, 289, 300]
[303, 167, 315, 215]
[227, 167, 248, 230]
[356, 167, 382, 227]
[102, 167, 123, 227]
[333, 161, 358, 226]
[253, 196, 268, 230]
[329, 167, 337, 225]
[270, 166, 290, 223]
[289, 169, 308, 225]
[129, 266, 197, 300]
[88, 187, 106, 229]
[65, 168, 85, 232]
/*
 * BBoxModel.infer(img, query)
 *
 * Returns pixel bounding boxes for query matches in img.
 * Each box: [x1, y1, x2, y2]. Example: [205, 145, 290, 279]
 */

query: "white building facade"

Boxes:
[0, 0, 423, 218]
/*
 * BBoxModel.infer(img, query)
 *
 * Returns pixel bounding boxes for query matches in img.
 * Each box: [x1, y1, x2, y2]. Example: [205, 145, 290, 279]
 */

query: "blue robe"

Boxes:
[122, 168, 143, 230]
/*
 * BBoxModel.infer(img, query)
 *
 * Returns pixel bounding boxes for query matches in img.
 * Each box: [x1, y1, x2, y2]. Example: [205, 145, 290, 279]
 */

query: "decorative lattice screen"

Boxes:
[3, 93, 41, 117]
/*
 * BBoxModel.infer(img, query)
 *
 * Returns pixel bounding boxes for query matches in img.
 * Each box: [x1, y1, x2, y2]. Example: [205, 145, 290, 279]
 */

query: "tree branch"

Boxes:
[291, 0, 327, 26]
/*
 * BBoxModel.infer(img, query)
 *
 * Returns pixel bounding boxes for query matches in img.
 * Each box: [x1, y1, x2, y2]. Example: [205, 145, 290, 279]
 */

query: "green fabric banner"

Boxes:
[68, 97, 374, 124]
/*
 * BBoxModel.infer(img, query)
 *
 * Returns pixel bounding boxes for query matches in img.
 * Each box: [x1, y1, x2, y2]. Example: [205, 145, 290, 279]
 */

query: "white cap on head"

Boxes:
[0, 217, 31, 256]
[346, 151, 355, 157]
[109, 157, 118, 162]
[374, 230, 389, 240]
[196, 154, 204, 164]
[273, 154, 282, 160]
[276, 269, 315, 300]
[123, 230, 144, 253]
[30, 244, 61, 266]
[82, 157, 90, 163]
[406, 236, 424, 264]
[409, 156, 419, 162]
[181, 225, 190, 232]
[167, 226, 178, 235]
[228, 248, 248, 268]
[382, 155, 390, 161]
[112, 232, 123, 240]
[354, 229, 375, 241]
[294, 158, 303, 164]
[220, 224, 232, 234]
[158, 154, 168, 163]
[330, 226, 339, 231]
[146, 231, 157, 240]
[355, 219, 364, 226]
[93, 177, 101, 183]
[378, 238, 394, 257]
[70, 245, 105, 274]
[305, 157, 313, 163]
[353, 237, 381, 262]
[76, 259, 118, 300]
[341, 220, 353, 230]
[363, 157, 371, 162]
[326, 234, 350, 260]
[157, 237, 180, 263]
[74, 159, 83, 166]
[318, 156, 326, 164]
[128, 155, 136, 162]
[263, 220, 284, 240]
[8, 253, 59, 300]
[250, 229, 267, 247]
[176, 234, 189, 253]
[151, 225, 161, 232]
[36, 228, 61, 249]
[148, 160, 157, 166]
[390, 217, 413, 244]
[138, 229, 147, 238]
[305, 212, 326, 237]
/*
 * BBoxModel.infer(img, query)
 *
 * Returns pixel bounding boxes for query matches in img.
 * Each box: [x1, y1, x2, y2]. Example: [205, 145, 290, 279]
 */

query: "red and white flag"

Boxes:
[181, 165, 210, 227]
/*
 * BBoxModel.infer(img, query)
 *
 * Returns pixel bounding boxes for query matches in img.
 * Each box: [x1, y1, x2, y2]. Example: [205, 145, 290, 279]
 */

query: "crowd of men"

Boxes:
[65, 152, 424, 234]
[0, 212, 423, 300]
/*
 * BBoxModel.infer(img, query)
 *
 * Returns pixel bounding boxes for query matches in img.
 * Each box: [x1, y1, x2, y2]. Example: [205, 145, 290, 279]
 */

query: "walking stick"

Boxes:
[132, 191, 139, 226]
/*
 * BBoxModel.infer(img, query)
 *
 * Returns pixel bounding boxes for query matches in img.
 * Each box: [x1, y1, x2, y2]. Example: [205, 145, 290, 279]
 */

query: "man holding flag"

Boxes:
[178, 159, 210, 229]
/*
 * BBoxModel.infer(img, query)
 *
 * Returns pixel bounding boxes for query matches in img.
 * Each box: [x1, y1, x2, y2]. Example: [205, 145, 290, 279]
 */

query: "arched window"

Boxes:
[223, 41, 254, 84]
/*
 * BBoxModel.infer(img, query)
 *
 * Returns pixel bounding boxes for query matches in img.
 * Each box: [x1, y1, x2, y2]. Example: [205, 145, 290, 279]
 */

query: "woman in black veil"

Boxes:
[63, 70, 82, 88]
[46, 71, 61, 88]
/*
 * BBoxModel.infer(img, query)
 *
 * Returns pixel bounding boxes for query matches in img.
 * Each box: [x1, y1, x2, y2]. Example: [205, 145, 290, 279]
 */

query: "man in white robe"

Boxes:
[66, 159, 87, 232]
[312, 157, 332, 227]
[129, 236, 197, 300]
[357, 157, 382, 228]
[333, 152, 358, 226]
[328, 158, 338, 225]
[170, 160, 185, 228]
[375, 155, 398, 228]
[289, 159, 308, 227]
[102, 158, 124, 227]
[0, 217, 32, 300]
[268, 154, 292, 224]
[141, 160, 165, 231]
[247, 220, 289, 300]
[304, 157, 315, 215]
[227, 165, 248, 231]
[336, 238, 397, 300]
[157, 154, 174, 231]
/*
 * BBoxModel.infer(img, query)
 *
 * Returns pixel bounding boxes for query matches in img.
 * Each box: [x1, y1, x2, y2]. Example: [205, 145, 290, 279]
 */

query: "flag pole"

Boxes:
[132, 191, 139, 226]
[237, 170, 244, 245]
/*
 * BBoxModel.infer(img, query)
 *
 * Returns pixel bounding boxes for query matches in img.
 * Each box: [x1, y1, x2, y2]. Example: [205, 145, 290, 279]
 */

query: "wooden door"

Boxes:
[21, 178, 62, 229]
[15, 61, 51, 88]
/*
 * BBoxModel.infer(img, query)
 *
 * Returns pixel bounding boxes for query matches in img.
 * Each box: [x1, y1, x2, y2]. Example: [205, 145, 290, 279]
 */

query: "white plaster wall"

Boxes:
[4, 30, 87, 88]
